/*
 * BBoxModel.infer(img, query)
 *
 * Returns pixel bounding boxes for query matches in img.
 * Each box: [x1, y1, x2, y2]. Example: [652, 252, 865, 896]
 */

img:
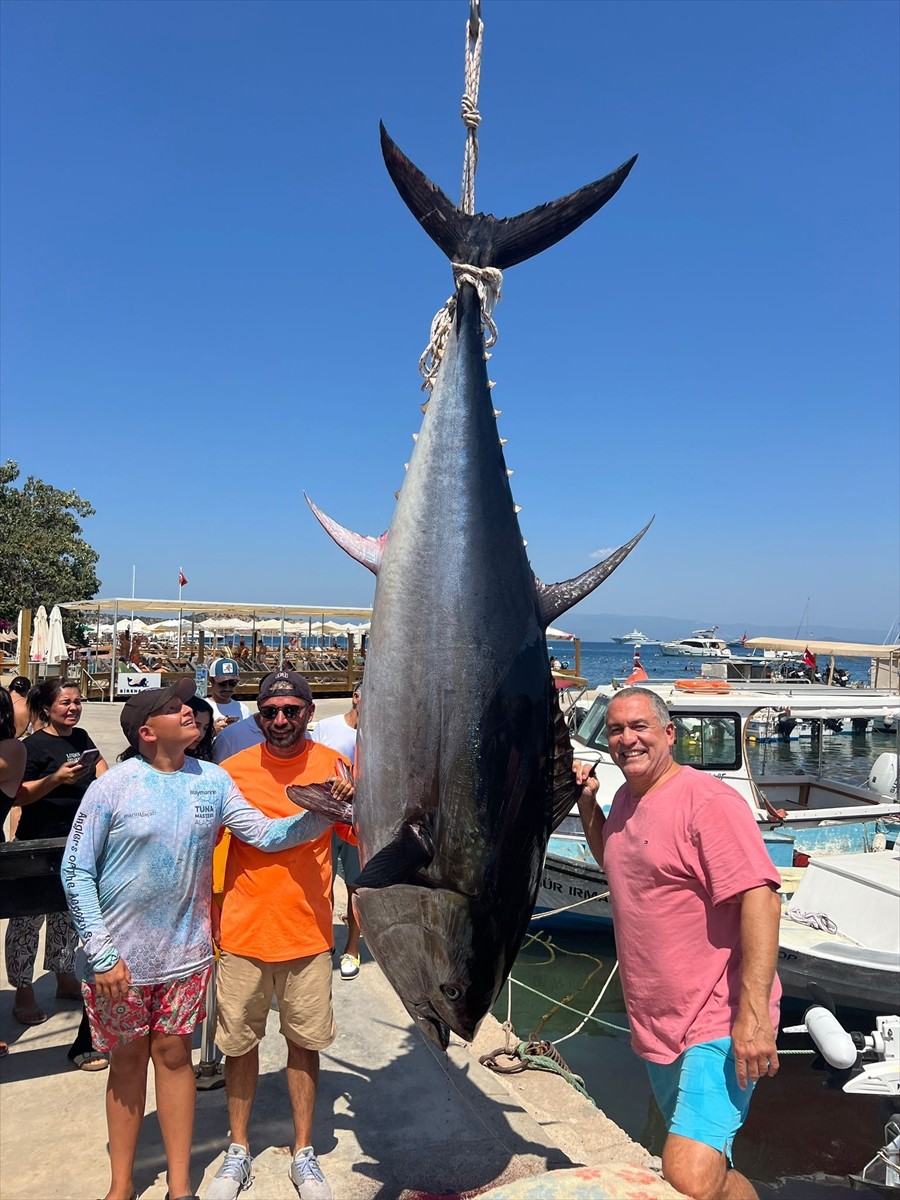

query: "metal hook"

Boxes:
[469, 0, 481, 41]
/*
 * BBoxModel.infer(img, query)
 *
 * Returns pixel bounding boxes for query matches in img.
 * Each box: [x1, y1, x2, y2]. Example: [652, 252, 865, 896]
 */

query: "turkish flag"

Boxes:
[803, 646, 816, 668]
[178, 571, 188, 587]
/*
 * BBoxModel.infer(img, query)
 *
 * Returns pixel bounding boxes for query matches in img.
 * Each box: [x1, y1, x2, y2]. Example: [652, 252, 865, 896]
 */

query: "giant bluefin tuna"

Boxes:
[304, 125, 647, 1051]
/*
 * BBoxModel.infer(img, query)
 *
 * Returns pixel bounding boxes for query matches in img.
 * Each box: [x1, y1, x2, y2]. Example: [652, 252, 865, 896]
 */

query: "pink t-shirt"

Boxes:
[603, 766, 782, 1064]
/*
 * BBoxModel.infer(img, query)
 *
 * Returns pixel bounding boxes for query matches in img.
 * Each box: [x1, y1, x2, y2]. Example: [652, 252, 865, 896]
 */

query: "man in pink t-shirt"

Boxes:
[576, 687, 781, 1200]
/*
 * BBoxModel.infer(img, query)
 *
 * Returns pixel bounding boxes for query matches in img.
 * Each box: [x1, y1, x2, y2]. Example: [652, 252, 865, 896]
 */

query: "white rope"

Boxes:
[418, 262, 502, 390]
[554, 961, 620, 1047]
[460, 16, 483, 215]
[531, 890, 610, 922]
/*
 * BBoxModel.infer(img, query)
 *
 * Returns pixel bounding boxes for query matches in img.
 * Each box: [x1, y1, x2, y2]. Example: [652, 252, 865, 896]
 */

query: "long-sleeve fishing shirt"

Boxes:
[62, 756, 332, 984]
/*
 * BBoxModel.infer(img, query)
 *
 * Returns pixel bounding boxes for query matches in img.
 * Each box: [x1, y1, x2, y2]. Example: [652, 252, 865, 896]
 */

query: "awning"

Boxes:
[60, 598, 373, 620]
[744, 637, 900, 659]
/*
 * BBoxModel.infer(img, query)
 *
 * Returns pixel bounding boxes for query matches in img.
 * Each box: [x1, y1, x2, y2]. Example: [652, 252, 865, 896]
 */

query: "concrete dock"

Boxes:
[0, 696, 678, 1200]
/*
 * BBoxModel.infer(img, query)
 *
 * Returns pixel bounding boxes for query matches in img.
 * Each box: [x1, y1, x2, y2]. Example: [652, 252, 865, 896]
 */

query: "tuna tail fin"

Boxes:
[535, 517, 654, 627]
[380, 122, 637, 270]
[305, 494, 386, 576]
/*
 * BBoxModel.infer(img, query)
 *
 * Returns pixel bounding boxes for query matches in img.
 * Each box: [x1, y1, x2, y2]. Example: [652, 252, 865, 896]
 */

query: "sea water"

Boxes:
[504, 641, 894, 1196]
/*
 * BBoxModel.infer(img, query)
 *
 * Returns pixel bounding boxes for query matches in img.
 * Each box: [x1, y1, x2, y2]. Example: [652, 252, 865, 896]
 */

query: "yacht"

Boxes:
[659, 627, 731, 658]
[611, 628, 658, 645]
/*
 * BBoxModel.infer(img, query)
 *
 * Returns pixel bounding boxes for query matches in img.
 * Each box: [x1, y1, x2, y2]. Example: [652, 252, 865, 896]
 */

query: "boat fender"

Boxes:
[805, 1005, 858, 1070]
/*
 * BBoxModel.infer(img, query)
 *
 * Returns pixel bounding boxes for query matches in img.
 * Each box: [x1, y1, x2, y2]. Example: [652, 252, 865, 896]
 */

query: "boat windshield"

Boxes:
[577, 695, 611, 753]
[576, 697, 742, 772]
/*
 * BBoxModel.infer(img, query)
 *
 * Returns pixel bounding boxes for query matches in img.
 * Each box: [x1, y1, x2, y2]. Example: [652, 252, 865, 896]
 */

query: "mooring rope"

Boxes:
[531, 890, 610, 922]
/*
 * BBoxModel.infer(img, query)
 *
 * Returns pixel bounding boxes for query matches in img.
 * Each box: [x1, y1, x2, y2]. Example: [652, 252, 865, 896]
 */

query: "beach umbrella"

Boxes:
[46, 605, 68, 665]
[546, 625, 576, 640]
[29, 605, 49, 662]
[116, 618, 152, 634]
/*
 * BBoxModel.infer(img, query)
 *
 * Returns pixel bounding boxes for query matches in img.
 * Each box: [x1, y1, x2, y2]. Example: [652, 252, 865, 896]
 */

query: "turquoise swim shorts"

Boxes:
[645, 1037, 754, 1160]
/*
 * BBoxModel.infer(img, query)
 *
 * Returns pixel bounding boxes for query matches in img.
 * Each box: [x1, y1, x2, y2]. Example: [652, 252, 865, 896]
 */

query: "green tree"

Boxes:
[0, 460, 102, 643]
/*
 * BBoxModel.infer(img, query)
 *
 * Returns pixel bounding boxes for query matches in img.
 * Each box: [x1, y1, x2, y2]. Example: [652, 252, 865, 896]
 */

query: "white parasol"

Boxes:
[29, 605, 49, 662]
[46, 605, 68, 665]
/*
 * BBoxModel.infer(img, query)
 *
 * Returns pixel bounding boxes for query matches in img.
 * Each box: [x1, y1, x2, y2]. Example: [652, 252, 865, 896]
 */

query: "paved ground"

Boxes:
[0, 695, 676, 1200]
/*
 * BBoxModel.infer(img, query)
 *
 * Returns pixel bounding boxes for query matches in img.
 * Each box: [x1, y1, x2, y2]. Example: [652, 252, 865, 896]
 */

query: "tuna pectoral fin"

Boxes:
[285, 783, 353, 826]
[550, 690, 580, 832]
[305, 494, 385, 575]
[380, 123, 637, 270]
[355, 822, 435, 889]
[536, 517, 654, 627]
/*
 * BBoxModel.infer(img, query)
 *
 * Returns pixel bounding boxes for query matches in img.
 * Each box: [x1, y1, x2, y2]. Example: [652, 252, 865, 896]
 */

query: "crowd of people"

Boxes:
[0, 666, 782, 1200]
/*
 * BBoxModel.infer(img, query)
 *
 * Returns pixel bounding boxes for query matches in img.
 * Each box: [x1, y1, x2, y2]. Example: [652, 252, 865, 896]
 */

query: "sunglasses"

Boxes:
[258, 704, 308, 720]
[214, 679, 238, 687]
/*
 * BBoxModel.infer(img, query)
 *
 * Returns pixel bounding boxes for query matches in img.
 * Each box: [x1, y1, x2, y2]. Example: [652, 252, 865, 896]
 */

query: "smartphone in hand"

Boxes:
[78, 748, 101, 769]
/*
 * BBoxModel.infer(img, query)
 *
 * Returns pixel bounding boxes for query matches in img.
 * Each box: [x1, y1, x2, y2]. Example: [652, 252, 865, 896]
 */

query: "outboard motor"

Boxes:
[867, 752, 899, 800]
[776, 715, 797, 741]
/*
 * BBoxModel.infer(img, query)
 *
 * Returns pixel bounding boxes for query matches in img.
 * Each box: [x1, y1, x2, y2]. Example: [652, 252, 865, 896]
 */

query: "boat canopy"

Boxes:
[745, 637, 900, 659]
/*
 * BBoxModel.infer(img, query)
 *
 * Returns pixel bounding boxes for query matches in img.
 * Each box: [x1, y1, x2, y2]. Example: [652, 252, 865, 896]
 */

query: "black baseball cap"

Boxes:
[120, 678, 196, 750]
[257, 670, 313, 706]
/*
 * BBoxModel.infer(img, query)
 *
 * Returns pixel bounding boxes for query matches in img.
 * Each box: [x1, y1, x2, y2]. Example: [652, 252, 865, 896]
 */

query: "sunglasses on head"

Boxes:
[258, 703, 307, 720]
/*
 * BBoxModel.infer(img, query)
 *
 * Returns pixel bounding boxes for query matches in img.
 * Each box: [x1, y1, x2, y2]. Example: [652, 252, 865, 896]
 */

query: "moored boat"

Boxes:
[659, 627, 731, 658]
[778, 849, 900, 1012]
[536, 679, 900, 977]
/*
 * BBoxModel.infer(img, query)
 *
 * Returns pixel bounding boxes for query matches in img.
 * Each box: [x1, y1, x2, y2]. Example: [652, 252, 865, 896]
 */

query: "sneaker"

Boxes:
[204, 1143, 253, 1200]
[289, 1146, 332, 1200]
[339, 953, 360, 980]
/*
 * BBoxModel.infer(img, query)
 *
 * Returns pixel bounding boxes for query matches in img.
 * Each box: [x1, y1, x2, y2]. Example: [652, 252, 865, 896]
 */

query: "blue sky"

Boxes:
[2, 0, 898, 637]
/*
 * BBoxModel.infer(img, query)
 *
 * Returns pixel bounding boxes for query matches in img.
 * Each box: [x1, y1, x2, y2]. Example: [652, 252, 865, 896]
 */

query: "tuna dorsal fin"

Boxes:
[355, 821, 435, 889]
[380, 122, 637, 270]
[535, 517, 654, 627]
[305, 493, 385, 575]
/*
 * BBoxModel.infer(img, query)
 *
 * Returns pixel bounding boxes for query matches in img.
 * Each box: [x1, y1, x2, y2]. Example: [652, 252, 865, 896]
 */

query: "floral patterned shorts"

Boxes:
[82, 965, 211, 1053]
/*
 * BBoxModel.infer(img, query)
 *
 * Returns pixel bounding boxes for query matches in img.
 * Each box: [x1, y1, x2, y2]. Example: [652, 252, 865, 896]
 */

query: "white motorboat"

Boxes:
[538, 680, 900, 950]
[779, 850, 900, 1012]
[659, 627, 732, 658]
[610, 628, 658, 645]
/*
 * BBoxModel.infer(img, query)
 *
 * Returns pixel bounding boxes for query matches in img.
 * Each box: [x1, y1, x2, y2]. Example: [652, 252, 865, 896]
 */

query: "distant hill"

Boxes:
[559, 612, 892, 645]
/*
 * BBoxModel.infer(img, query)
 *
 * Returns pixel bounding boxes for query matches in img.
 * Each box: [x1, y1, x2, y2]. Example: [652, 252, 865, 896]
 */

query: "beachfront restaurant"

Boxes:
[57, 598, 372, 700]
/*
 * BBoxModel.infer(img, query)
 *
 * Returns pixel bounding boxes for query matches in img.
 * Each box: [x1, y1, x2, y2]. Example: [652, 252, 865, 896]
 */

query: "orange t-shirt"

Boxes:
[218, 740, 351, 962]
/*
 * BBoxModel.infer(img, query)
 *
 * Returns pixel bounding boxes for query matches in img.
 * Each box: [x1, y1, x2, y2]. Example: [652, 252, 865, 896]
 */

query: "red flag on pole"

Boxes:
[802, 646, 816, 669]
[626, 647, 649, 684]
[178, 571, 188, 588]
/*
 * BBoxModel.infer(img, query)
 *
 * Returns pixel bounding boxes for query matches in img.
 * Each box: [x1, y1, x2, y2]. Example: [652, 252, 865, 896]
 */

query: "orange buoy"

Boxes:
[674, 679, 731, 694]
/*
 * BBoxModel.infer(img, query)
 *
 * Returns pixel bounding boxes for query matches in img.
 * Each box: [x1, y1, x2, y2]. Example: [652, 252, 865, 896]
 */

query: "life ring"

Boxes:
[674, 679, 731, 694]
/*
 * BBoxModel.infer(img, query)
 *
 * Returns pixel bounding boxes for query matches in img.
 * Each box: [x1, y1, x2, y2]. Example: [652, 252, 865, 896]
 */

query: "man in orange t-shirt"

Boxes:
[208, 671, 353, 1200]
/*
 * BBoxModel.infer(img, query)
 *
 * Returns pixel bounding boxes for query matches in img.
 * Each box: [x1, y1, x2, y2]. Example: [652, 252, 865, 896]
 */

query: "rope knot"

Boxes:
[461, 94, 481, 130]
[418, 264, 503, 391]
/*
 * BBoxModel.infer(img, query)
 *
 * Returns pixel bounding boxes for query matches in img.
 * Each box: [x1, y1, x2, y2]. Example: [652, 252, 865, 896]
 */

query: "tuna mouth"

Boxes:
[410, 1003, 451, 1051]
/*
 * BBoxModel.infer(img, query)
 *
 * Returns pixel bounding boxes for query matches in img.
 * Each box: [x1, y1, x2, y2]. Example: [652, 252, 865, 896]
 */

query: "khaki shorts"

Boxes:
[215, 949, 336, 1056]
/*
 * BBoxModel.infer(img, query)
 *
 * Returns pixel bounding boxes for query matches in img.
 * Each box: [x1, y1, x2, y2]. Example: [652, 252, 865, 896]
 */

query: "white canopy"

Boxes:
[745, 637, 900, 659]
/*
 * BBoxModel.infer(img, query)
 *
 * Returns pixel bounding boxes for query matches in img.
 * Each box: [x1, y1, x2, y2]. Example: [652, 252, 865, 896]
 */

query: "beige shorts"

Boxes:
[215, 949, 336, 1056]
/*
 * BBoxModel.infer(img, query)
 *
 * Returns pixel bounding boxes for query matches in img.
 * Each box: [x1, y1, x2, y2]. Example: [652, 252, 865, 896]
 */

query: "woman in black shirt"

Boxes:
[4, 679, 108, 1027]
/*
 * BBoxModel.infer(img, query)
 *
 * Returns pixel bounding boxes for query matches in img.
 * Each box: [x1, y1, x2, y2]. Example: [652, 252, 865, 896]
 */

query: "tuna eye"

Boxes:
[441, 984, 462, 1002]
